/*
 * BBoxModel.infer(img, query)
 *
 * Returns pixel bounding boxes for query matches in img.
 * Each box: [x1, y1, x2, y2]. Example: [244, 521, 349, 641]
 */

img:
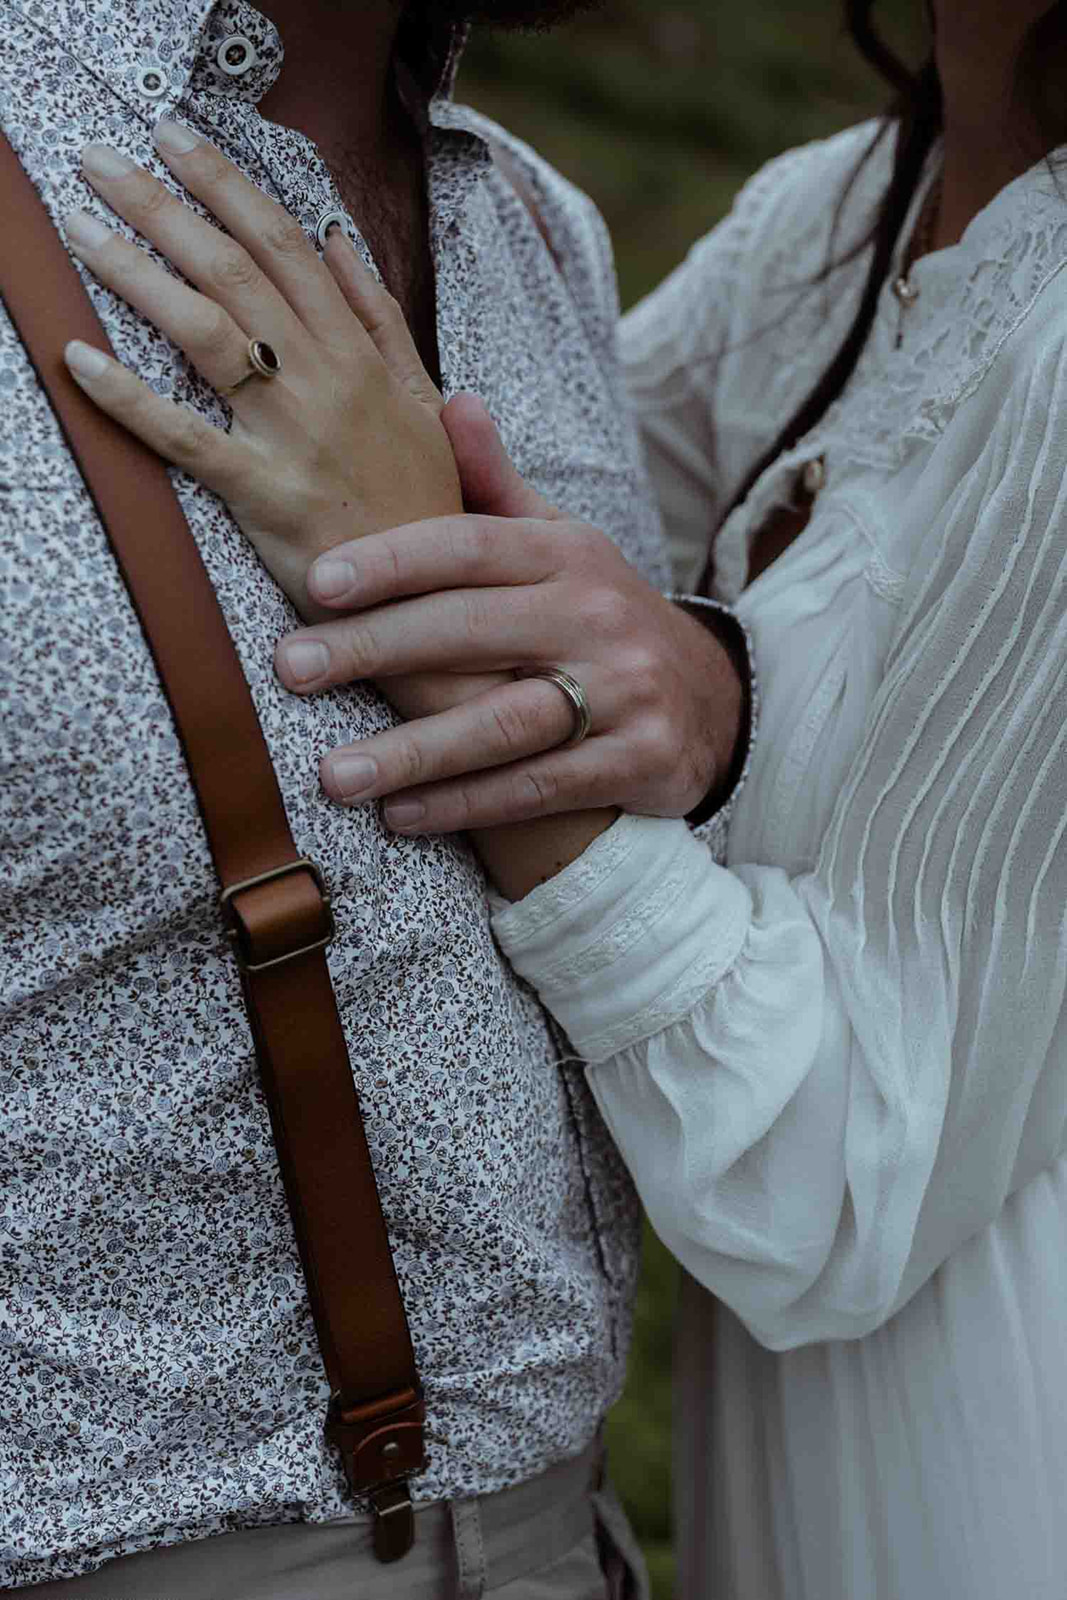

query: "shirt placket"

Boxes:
[180, 3, 326, 247]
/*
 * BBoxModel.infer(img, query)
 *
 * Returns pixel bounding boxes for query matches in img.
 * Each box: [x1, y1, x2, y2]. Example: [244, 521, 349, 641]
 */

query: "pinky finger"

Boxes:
[379, 738, 628, 835]
[64, 339, 241, 495]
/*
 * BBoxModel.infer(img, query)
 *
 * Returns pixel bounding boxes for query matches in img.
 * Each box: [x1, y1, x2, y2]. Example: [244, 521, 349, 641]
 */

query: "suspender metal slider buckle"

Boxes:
[219, 858, 335, 973]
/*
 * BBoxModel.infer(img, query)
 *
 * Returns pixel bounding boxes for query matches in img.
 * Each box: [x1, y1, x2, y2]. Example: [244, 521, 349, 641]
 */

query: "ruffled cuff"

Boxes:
[490, 812, 751, 1062]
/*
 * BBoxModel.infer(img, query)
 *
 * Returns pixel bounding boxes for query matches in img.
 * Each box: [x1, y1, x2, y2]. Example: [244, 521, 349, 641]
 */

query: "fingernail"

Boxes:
[327, 754, 378, 800]
[65, 209, 111, 250]
[154, 118, 199, 155]
[64, 340, 110, 380]
[458, 391, 491, 418]
[384, 799, 425, 831]
[82, 144, 134, 180]
[311, 559, 356, 601]
[278, 639, 329, 684]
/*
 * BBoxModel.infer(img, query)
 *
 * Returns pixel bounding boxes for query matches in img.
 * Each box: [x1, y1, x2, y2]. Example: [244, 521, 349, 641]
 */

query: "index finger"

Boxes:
[150, 119, 360, 344]
[305, 515, 561, 610]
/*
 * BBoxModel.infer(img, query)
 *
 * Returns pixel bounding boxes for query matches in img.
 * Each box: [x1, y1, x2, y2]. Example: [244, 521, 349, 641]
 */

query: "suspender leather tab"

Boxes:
[326, 1384, 427, 1560]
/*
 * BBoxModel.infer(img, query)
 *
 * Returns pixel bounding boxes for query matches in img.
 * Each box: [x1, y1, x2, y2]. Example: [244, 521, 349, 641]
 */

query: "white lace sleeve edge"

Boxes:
[492, 814, 752, 1063]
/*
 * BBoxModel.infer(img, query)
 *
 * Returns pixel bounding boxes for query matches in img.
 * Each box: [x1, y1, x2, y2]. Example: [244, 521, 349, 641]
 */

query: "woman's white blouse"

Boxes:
[492, 123, 1067, 1597]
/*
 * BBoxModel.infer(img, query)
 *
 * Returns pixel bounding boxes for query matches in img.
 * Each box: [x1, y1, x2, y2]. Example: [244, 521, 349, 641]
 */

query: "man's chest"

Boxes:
[1, 0, 657, 545]
[325, 142, 441, 384]
[1, 18, 666, 838]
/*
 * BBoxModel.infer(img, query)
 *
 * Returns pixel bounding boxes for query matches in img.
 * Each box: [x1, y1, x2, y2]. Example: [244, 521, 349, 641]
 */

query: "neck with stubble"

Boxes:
[256, 0, 441, 378]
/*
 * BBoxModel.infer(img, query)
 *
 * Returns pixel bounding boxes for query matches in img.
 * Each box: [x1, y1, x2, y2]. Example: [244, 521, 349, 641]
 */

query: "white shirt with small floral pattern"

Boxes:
[0, 0, 671, 1584]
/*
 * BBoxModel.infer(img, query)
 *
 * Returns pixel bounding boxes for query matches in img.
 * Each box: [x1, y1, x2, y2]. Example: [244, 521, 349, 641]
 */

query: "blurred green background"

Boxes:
[460, 0, 924, 310]
[458, 4, 922, 1595]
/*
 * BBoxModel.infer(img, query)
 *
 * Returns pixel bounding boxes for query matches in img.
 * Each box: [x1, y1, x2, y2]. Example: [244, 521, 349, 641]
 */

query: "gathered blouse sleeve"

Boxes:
[492, 318, 1067, 1352]
[620, 225, 742, 591]
[620, 123, 879, 590]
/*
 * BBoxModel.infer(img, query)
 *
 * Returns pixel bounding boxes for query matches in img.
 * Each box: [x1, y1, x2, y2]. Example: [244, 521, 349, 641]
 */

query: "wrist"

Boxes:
[472, 808, 620, 903]
[670, 597, 752, 827]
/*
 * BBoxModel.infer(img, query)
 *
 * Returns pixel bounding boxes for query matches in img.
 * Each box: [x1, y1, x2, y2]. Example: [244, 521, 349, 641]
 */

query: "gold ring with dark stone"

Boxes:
[222, 338, 282, 396]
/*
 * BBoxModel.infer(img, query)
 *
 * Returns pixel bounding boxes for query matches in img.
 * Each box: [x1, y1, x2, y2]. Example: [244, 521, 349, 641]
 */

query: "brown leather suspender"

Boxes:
[0, 131, 425, 1563]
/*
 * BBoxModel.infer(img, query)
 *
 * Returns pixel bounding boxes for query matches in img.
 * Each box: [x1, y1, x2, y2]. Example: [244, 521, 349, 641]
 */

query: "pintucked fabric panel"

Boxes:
[509, 119, 1067, 1600]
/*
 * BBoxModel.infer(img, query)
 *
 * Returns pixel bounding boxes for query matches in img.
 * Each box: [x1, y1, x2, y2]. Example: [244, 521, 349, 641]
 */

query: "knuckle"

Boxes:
[574, 521, 615, 565]
[461, 589, 494, 643]
[577, 583, 631, 640]
[404, 373, 444, 414]
[261, 213, 310, 260]
[566, 521, 617, 572]
[336, 623, 379, 680]
[486, 698, 538, 757]
[361, 286, 404, 341]
[391, 738, 428, 789]
[376, 538, 406, 599]
[189, 143, 233, 187]
[196, 299, 236, 353]
[532, 522, 567, 567]
[620, 640, 664, 690]
[516, 766, 560, 814]
[208, 243, 260, 294]
[126, 170, 171, 219]
[439, 778, 480, 829]
[634, 712, 678, 775]
[166, 405, 211, 461]
[461, 518, 497, 570]
[374, 287, 404, 325]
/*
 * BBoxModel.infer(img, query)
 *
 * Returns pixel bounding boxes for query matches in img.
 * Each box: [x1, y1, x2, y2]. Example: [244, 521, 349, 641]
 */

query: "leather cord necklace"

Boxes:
[0, 128, 426, 1563]
[892, 172, 944, 348]
[705, 167, 946, 598]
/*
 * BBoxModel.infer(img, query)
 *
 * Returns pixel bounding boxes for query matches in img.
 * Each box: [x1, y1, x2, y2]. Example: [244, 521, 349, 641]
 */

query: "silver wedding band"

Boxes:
[517, 667, 593, 748]
[222, 337, 282, 397]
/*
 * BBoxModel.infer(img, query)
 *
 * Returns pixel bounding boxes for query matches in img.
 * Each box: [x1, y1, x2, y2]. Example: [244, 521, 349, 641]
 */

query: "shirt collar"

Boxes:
[397, 5, 469, 104]
[25, 0, 465, 122]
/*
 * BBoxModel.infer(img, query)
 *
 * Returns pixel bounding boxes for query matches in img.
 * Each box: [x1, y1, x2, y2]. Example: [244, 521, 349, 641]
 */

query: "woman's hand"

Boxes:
[59, 132, 743, 846]
[275, 397, 746, 835]
[61, 120, 462, 624]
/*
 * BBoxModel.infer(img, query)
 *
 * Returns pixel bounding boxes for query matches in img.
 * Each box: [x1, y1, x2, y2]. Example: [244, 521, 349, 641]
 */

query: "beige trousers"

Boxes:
[19, 1439, 648, 1600]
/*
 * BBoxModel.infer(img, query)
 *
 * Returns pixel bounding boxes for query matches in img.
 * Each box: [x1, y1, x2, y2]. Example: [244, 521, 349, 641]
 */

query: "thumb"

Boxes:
[441, 394, 562, 520]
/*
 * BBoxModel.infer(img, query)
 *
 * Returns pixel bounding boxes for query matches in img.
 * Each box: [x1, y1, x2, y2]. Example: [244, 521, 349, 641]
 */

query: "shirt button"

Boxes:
[135, 65, 169, 98]
[217, 35, 258, 76]
[800, 456, 826, 498]
[315, 209, 349, 249]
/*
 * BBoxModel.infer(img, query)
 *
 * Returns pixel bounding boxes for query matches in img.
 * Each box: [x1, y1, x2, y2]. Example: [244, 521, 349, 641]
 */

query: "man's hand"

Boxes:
[275, 397, 744, 834]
